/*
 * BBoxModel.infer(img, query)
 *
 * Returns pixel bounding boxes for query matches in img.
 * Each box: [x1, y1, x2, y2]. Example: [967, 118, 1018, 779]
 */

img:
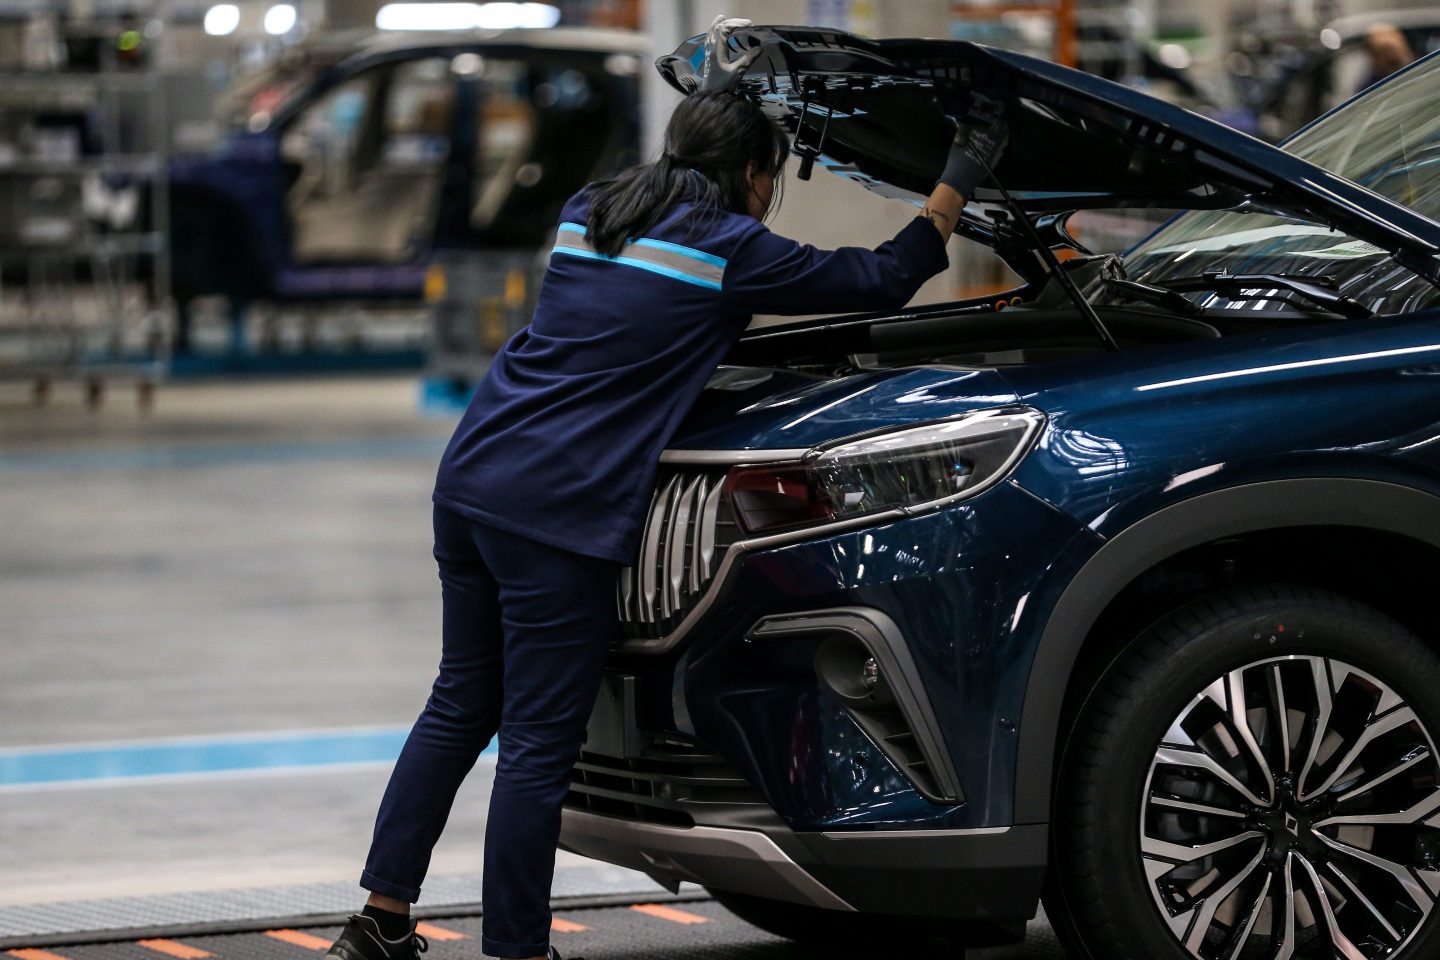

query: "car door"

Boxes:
[277, 53, 458, 288]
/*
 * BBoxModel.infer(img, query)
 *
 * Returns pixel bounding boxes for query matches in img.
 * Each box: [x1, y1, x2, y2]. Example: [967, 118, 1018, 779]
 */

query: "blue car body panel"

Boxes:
[1002, 311, 1440, 533]
[673, 367, 1022, 450]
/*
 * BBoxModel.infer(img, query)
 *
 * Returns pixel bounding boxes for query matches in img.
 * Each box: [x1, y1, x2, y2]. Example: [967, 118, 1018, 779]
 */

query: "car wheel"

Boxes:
[1050, 584, 1440, 960]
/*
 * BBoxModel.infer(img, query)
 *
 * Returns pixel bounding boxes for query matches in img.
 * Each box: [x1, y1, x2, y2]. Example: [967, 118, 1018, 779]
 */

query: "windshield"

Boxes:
[1113, 51, 1440, 318]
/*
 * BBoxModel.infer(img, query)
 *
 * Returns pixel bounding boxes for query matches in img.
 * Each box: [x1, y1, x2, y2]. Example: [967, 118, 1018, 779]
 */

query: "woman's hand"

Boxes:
[698, 16, 760, 92]
[925, 103, 1010, 243]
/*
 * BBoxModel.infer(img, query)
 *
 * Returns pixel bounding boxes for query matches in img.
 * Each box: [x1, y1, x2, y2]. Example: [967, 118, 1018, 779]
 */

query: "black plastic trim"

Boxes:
[747, 607, 963, 804]
[1014, 477, 1440, 824]
[792, 824, 1047, 922]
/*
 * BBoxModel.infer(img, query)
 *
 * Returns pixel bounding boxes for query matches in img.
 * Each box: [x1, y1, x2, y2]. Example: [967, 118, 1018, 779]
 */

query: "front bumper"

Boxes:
[559, 807, 1047, 920]
[563, 479, 1098, 920]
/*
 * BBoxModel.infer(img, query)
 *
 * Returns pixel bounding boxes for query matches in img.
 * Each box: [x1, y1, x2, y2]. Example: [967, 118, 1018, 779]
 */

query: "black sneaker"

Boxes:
[548, 948, 583, 960]
[324, 914, 428, 960]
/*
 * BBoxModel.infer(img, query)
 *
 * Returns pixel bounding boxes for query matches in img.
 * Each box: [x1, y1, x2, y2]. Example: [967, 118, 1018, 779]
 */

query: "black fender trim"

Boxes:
[1014, 477, 1440, 824]
[748, 607, 964, 804]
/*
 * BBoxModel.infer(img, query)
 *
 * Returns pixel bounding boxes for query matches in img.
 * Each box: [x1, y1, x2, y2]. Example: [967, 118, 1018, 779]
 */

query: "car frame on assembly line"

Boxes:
[165, 27, 644, 341]
[559, 25, 1440, 960]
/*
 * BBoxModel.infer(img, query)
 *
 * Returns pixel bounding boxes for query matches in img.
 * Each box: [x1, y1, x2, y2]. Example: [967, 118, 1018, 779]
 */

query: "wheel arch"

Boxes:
[1014, 477, 1440, 825]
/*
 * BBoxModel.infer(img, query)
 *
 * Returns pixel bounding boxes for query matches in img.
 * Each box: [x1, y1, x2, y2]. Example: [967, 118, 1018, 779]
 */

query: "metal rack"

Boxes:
[0, 0, 171, 407]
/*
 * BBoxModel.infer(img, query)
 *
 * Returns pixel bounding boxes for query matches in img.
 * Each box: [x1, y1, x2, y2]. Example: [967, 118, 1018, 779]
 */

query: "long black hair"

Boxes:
[585, 93, 790, 257]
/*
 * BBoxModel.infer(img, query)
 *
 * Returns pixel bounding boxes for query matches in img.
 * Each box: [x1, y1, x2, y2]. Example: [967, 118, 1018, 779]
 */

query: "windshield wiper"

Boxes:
[1158, 271, 1374, 320]
[1098, 257, 1203, 317]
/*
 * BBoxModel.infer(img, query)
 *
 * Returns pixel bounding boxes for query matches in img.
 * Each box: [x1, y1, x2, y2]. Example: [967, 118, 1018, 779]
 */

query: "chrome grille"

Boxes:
[617, 465, 740, 641]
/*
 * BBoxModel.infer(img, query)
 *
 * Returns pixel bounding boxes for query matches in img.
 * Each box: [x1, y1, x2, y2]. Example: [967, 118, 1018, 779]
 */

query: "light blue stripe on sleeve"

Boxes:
[629, 236, 728, 268]
[555, 222, 728, 268]
[551, 246, 723, 290]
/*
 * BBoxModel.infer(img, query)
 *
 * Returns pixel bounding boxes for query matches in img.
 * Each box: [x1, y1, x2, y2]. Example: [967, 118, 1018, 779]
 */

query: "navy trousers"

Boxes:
[361, 505, 620, 959]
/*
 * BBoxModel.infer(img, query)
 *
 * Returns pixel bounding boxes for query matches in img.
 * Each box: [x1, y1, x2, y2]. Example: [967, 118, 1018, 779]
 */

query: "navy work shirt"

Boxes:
[433, 186, 950, 564]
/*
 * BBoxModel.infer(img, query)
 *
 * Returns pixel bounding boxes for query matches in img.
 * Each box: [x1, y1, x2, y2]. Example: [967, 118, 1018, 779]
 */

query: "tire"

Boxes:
[1048, 584, 1440, 960]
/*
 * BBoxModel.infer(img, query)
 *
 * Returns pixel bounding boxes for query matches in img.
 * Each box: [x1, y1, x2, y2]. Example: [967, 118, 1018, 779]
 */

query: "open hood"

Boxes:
[658, 26, 1440, 284]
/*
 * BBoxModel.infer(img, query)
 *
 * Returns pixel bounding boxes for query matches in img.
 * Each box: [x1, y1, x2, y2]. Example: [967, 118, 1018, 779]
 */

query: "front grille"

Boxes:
[565, 733, 767, 827]
[616, 465, 741, 641]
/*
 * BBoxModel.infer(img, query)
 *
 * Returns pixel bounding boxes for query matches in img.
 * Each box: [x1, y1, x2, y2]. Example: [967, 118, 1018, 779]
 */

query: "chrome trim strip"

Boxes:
[696, 477, 723, 585]
[638, 476, 677, 623]
[819, 826, 1011, 839]
[667, 475, 699, 613]
[658, 477, 686, 619]
[559, 808, 855, 912]
[688, 474, 712, 596]
[659, 448, 809, 465]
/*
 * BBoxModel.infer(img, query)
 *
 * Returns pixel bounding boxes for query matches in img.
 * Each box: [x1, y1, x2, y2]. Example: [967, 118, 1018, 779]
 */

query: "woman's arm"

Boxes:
[720, 216, 952, 317]
[920, 183, 967, 244]
[717, 118, 1010, 318]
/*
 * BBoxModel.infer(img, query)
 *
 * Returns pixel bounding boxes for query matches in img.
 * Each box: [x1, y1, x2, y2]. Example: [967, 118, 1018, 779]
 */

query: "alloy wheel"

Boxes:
[1141, 655, 1440, 959]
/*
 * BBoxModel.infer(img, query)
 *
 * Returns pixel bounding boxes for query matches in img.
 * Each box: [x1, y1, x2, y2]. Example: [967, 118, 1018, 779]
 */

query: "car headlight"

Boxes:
[722, 406, 1045, 537]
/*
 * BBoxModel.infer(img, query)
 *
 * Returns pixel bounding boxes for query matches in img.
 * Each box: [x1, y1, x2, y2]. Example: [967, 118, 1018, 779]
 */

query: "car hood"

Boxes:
[668, 365, 1022, 453]
[658, 26, 1440, 280]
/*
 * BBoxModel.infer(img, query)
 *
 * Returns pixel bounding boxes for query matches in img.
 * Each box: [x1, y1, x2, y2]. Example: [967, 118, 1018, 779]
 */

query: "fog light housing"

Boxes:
[860, 656, 880, 693]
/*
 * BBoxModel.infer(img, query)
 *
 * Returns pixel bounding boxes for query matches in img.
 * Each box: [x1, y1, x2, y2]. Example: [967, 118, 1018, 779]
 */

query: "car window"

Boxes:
[1289, 56, 1440, 217]
[468, 60, 625, 247]
[281, 57, 455, 264]
[1118, 53, 1440, 318]
[469, 58, 538, 231]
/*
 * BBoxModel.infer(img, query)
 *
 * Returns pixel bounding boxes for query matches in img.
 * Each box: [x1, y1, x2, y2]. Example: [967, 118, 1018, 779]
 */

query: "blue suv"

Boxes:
[560, 27, 1440, 960]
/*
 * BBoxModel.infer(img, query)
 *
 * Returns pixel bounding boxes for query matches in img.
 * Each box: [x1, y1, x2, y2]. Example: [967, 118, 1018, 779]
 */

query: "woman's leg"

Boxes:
[473, 524, 620, 960]
[359, 506, 505, 902]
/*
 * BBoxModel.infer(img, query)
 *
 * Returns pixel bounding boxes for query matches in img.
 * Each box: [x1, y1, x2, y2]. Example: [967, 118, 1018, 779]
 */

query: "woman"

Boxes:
[324, 18, 1006, 960]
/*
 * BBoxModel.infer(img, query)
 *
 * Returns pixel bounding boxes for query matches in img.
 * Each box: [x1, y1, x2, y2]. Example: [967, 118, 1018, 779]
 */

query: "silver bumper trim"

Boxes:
[559, 808, 855, 912]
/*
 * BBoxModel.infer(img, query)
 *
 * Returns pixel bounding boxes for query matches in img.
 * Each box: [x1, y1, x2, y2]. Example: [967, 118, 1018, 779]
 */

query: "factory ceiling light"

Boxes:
[203, 3, 240, 36]
[375, 2, 560, 31]
[264, 4, 298, 36]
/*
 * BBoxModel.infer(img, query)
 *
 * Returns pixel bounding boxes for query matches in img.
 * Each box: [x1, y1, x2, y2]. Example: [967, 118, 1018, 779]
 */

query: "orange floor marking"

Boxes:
[136, 940, 213, 959]
[550, 917, 588, 933]
[629, 903, 709, 925]
[265, 930, 332, 950]
[412, 923, 466, 942]
[8, 950, 74, 960]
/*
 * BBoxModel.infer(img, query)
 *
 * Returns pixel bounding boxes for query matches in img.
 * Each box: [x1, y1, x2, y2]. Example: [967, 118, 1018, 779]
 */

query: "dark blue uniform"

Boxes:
[434, 185, 949, 562]
[362, 184, 949, 959]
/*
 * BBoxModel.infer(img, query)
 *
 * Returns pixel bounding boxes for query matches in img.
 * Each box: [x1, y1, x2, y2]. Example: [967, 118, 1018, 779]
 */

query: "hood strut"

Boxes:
[982, 157, 1119, 351]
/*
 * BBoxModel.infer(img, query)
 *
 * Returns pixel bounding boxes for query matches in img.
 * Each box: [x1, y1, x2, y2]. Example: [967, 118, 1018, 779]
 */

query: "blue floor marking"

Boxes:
[0, 436, 451, 474]
[0, 728, 499, 786]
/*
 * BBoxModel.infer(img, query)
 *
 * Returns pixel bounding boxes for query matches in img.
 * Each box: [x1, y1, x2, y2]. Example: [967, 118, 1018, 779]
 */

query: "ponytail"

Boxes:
[585, 93, 789, 258]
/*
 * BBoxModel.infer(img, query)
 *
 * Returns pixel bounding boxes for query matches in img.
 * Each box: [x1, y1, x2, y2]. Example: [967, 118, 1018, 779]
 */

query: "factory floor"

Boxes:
[0, 375, 1069, 957]
[1, 376, 517, 906]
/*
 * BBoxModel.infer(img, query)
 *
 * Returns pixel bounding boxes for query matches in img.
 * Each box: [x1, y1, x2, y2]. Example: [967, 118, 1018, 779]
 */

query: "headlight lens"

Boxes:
[723, 406, 1045, 537]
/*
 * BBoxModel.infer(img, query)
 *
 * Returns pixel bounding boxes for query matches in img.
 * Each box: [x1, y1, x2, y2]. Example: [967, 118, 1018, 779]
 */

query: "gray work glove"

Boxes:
[937, 99, 1009, 197]
[698, 15, 759, 92]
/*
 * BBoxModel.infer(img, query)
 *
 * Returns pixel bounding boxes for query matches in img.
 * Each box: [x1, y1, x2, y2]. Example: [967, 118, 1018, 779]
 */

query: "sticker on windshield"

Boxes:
[1291, 239, 1388, 259]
